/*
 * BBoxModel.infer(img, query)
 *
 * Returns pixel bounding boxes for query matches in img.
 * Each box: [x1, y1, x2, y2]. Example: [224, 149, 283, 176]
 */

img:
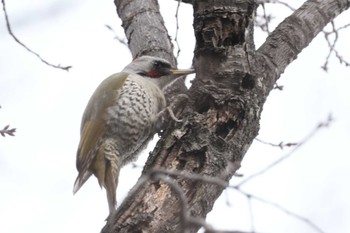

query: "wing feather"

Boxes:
[73, 73, 128, 194]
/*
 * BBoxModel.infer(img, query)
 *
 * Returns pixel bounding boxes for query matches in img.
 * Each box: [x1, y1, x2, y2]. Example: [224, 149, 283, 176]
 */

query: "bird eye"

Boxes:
[153, 61, 162, 69]
[153, 60, 171, 70]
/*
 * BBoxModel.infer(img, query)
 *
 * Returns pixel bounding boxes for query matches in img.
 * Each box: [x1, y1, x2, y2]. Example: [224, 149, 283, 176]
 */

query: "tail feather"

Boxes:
[105, 164, 117, 214]
[73, 171, 92, 194]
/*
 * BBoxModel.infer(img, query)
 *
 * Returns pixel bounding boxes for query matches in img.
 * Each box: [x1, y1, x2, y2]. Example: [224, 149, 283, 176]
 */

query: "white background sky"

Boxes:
[1, 0, 349, 232]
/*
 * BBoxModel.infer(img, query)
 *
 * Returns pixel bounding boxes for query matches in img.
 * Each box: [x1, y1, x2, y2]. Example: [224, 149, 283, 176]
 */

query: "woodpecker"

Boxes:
[73, 56, 194, 214]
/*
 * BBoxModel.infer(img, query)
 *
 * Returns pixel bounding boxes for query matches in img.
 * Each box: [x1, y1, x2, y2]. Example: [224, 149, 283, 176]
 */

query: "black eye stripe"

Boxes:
[153, 60, 170, 69]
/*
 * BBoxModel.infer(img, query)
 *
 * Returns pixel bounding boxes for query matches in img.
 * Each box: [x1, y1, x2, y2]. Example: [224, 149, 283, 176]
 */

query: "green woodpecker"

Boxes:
[73, 56, 194, 214]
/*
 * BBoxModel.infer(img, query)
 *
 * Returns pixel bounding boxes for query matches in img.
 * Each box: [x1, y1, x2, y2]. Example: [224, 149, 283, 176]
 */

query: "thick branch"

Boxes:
[115, 0, 174, 62]
[257, 0, 350, 91]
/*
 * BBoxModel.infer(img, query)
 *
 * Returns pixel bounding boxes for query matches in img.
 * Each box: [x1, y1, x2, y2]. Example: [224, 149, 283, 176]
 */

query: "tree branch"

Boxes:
[257, 0, 350, 90]
[114, 0, 175, 63]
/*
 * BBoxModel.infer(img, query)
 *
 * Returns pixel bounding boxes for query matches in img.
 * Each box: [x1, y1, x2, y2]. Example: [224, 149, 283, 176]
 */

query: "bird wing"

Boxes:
[73, 73, 128, 194]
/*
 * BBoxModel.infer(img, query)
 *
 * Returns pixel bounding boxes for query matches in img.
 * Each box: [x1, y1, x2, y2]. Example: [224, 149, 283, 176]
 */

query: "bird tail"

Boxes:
[73, 171, 92, 194]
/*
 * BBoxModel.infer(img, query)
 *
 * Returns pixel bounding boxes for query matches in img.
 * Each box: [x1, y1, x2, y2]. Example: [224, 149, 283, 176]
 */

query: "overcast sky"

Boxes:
[1, 0, 350, 233]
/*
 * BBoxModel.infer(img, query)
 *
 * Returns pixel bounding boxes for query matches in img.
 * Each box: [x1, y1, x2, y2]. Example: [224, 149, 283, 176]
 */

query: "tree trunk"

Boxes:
[103, 0, 349, 232]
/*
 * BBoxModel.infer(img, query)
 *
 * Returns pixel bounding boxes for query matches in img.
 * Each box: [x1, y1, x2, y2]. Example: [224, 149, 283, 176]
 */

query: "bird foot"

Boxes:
[155, 94, 189, 132]
[166, 106, 182, 122]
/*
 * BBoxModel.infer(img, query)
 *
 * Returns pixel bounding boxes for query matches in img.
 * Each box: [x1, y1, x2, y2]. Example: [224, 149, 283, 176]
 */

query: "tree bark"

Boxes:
[103, 0, 349, 232]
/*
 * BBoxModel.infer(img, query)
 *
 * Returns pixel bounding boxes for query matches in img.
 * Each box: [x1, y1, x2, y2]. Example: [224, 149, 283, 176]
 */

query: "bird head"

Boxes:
[122, 56, 194, 88]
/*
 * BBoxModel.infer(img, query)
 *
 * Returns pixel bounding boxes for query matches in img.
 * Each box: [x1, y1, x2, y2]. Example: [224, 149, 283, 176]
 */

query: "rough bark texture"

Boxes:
[103, 0, 349, 232]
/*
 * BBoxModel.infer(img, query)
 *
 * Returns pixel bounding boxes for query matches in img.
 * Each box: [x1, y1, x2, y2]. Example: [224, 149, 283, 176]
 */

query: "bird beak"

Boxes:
[169, 68, 195, 76]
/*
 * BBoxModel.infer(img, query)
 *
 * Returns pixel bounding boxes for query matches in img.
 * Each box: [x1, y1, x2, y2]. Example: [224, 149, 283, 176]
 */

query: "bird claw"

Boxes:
[166, 107, 182, 122]
[155, 94, 189, 132]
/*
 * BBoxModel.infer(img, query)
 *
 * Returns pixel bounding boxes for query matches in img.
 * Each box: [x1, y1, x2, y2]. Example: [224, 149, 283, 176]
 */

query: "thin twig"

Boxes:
[0, 125, 16, 137]
[246, 195, 255, 233]
[261, 3, 271, 34]
[150, 167, 326, 233]
[321, 21, 350, 71]
[174, 0, 182, 59]
[257, 0, 295, 11]
[152, 168, 229, 188]
[205, 231, 253, 233]
[273, 83, 284, 90]
[105, 24, 128, 46]
[237, 189, 326, 233]
[336, 22, 350, 31]
[1, 0, 71, 71]
[255, 138, 298, 149]
[236, 114, 333, 188]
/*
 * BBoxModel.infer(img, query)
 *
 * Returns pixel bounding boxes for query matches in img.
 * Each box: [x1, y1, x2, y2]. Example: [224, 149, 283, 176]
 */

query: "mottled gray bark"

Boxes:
[103, 0, 349, 232]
